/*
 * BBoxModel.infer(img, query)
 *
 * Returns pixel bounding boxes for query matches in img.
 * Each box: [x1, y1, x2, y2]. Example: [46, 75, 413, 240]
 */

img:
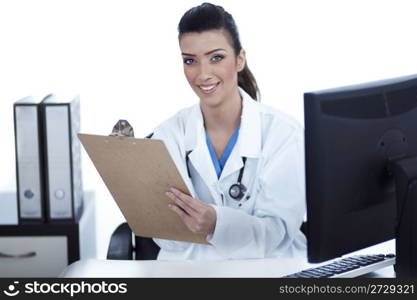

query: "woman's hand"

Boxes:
[166, 188, 216, 237]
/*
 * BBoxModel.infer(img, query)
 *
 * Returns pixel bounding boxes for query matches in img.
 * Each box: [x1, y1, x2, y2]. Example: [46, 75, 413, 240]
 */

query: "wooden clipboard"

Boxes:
[78, 133, 208, 244]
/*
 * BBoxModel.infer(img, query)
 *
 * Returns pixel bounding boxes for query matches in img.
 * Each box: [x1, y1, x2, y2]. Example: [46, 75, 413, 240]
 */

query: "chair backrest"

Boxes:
[107, 222, 134, 260]
[107, 222, 160, 260]
[134, 236, 160, 260]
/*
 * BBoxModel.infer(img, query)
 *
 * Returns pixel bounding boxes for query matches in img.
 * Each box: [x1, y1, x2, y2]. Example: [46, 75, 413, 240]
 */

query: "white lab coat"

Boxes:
[151, 88, 307, 260]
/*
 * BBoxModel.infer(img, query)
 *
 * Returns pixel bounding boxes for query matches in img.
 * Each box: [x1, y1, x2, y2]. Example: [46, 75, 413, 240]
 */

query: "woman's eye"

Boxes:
[183, 58, 194, 65]
[211, 55, 224, 62]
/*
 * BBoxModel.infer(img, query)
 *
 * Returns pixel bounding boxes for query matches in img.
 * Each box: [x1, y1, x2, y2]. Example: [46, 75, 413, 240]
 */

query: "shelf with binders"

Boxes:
[14, 94, 82, 224]
[0, 191, 96, 277]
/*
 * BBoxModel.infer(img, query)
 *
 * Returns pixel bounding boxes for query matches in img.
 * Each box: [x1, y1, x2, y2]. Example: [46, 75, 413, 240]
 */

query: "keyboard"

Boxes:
[283, 254, 396, 278]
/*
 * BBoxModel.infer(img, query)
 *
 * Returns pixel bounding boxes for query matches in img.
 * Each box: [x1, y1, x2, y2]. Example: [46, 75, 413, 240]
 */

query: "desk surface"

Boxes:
[61, 257, 314, 278]
[61, 240, 396, 278]
[61, 258, 395, 278]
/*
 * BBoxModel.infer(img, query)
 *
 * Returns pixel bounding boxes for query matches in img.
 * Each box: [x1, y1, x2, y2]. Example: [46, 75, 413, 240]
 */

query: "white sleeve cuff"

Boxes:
[207, 205, 286, 259]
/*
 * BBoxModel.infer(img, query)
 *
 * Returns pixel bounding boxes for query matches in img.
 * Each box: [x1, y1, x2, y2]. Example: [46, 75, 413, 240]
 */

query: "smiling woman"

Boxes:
[178, 2, 259, 102]
[180, 31, 245, 111]
[148, 2, 307, 261]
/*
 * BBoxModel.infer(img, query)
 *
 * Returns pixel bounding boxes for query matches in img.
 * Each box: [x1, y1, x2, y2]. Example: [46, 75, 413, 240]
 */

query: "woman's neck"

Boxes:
[201, 88, 242, 133]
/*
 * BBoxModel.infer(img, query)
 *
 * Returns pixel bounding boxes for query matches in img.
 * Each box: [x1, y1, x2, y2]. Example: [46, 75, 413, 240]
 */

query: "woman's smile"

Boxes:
[198, 82, 220, 94]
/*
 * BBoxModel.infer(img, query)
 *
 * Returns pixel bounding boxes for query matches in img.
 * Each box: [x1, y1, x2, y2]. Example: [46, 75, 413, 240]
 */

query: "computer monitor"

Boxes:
[304, 74, 417, 277]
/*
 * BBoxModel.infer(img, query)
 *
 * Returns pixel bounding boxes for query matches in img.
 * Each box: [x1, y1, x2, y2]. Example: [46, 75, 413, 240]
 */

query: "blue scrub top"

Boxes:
[205, 123, 240, 178]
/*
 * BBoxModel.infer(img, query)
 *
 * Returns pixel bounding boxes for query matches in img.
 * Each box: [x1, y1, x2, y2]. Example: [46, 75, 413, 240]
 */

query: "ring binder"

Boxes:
[41, 94, 83, 221]
[14, 96, 45, 223]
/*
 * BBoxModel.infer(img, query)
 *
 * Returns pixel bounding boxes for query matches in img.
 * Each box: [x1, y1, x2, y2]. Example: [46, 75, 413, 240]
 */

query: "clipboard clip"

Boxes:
[110, 119, 135, 137]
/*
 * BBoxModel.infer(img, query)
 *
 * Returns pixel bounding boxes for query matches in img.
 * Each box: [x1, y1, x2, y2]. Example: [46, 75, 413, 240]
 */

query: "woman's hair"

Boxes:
[178, 2, 260, 101]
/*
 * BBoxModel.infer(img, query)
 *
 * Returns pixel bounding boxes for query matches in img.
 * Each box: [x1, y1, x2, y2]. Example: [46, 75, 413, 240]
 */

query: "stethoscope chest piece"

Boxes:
[229, 183, 247, 201]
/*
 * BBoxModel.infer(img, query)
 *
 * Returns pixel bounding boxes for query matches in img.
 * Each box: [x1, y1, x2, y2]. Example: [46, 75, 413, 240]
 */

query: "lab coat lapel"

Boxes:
[184, 104, 220, 203]
[219, 89, 262, 180]
[238, 89, 262, 159]
[188, 143, 219, 193]
[218, 145, 243, 181]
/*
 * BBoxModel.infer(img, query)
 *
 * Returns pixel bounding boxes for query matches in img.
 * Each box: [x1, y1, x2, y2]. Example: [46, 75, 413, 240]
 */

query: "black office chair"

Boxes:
[107, 221, 308, 260]
[107, 222, 160, 260]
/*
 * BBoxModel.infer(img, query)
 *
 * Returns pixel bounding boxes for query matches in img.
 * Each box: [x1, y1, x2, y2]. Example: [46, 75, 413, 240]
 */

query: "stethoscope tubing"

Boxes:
[185, 151, 247, 201]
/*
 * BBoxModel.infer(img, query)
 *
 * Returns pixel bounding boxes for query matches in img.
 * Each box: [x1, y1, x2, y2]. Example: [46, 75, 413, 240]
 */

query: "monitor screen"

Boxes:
[304, 74, 417, 264]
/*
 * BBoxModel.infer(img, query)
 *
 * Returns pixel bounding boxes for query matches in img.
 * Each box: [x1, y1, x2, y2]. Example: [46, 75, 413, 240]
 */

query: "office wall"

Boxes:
[0, 0, 416, 258]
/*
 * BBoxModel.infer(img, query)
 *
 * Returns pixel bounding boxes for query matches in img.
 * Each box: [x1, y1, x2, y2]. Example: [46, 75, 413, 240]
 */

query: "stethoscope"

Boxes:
[185, 151, 248, 201]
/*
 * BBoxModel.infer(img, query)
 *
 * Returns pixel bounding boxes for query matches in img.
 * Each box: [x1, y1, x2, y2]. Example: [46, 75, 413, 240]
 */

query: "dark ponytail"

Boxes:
[178, 2, 260, 101]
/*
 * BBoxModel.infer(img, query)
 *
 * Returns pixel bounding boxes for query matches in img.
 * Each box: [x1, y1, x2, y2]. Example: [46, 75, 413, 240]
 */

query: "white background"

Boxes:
[0, 0, 416, 258]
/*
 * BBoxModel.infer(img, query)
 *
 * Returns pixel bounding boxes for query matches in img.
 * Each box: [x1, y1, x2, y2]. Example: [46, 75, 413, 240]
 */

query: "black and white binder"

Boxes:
[41, 94, 83, 221]
[14, 96, 45, 222]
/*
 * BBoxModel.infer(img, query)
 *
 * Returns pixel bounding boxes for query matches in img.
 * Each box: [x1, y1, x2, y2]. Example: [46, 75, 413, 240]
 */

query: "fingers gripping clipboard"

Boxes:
[78, 134, 208, 244]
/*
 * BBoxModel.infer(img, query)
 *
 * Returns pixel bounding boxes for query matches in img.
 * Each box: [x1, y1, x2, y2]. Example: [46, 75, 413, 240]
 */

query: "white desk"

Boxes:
[60, 240, 396, 278]
[61, 256, 313, 278]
